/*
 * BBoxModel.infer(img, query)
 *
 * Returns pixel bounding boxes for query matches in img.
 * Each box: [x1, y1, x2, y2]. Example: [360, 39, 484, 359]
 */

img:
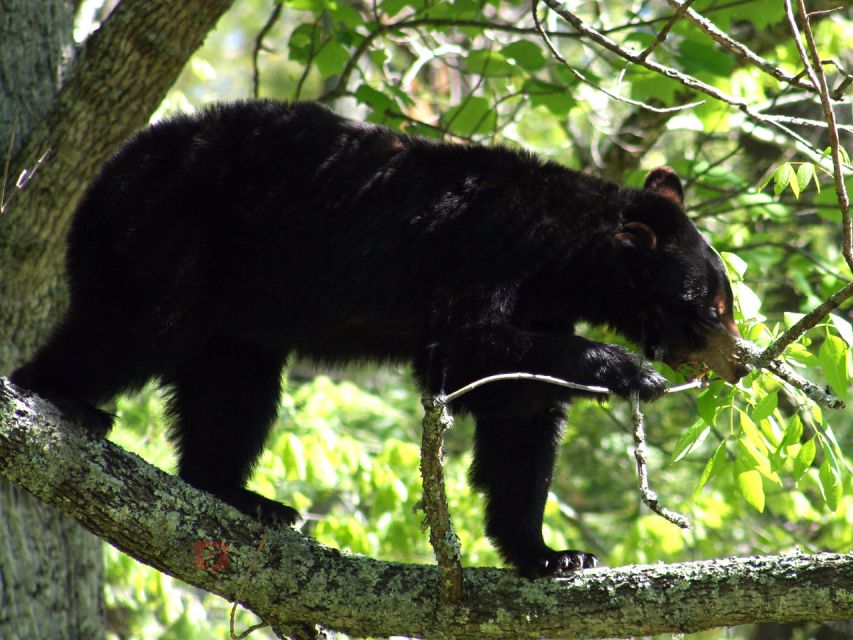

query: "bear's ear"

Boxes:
[615, 221, 657, 251]
[643, 166, 684, 207]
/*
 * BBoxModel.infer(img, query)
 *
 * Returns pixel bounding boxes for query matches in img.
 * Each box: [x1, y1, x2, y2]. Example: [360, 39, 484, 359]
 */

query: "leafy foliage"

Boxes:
[81, 0, 853, 637]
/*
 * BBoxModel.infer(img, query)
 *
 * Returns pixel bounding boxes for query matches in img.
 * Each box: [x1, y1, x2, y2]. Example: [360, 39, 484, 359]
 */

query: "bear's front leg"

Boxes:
[469, 402, 598, 577]
[417, 326, 668, 576]
[429, 325, 668, 403]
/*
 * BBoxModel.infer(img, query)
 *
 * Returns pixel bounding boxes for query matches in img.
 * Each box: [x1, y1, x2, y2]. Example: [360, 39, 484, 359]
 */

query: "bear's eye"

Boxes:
[698, 306, 721, 329]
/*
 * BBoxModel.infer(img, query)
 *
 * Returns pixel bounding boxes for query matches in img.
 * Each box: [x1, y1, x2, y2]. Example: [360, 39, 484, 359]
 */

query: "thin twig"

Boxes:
[788, 0, 852, 272]
[251, 1, 284, 99]
[531, 0, 704, 114]
[807, 6, 845, 19]
[639, 0, 696, 61]
[446, 372, 708, 403]
[538, 0, 828, 157]
[446, 372, 610, 403]
[0, 115, 16, 215]
[664, 0, 815, 92]
[294, 19, 322, 101]
[630, 392, 692, 530]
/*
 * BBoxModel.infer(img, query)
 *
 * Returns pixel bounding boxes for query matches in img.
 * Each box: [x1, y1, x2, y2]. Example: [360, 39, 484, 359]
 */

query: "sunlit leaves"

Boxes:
[736, 440, 765, 512]
[694, 441, 727, 497]
[672, 419, 710, 463]
[442, 96, 498, 136]
[502, 40, 547, 72]
[758, 147, 850, 199]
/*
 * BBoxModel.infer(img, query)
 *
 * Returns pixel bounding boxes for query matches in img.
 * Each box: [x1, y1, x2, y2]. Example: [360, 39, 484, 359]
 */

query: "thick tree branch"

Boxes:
[2, 377, 852, 639]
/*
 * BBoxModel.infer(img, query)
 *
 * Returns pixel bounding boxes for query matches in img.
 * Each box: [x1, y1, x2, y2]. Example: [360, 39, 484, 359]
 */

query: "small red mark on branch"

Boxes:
[194, 539, 230, 572]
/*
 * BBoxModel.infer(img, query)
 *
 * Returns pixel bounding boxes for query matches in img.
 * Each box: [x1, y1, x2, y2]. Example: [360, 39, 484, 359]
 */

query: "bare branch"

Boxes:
[537, 0, 828, 156]
[252, 0, 284, 99]
[445, 372, 611, 403]
[756, 280, 853, 369]
[419, 394, 464, 602]
[739, 339, 847, 411]
[664, 0, 816, 92]
[630, 392, 692, 530]
[531, 0, 705, 114]
[639, 0, 696, 62]
[787, 0, 852, 272]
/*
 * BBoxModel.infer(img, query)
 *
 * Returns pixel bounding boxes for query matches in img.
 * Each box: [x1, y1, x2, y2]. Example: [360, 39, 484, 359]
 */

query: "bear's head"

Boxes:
[616, 167, 749, 384]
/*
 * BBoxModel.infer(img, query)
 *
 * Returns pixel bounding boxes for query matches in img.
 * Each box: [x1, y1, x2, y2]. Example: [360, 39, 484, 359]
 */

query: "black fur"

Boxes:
[12, 100, 745, 577]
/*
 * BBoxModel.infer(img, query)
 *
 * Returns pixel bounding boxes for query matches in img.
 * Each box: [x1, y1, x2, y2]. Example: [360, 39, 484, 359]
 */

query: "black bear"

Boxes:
[12, 100, 747, 577]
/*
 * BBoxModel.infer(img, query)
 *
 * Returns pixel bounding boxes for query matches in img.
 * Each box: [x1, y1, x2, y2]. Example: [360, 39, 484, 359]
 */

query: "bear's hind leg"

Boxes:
[164, 337, 298, 525]
[10, 310, 159, 437]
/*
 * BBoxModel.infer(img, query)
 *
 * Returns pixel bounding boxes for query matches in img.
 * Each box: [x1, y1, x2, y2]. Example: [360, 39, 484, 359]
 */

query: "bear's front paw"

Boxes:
[626, 362, 668, 402]
[520, 549, 598, 578]
[596, 345, 668, 402]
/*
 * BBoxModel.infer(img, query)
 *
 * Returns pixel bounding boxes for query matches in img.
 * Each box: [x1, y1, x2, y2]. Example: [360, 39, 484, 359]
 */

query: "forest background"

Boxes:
[1, 0, 851, 638]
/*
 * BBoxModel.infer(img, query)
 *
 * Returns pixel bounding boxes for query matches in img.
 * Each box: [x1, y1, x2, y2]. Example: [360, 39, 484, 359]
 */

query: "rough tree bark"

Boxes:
[0, 4, 103, 637]
[2, 379, 851, 640]
[0, 1, 234, 637]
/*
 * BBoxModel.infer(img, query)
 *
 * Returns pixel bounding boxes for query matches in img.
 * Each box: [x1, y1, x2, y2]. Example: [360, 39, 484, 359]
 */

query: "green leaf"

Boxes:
[788, 164, 800, 198]
[720, 251, 747, 279]
[739, 411, 768, 456]
[779, 414, 803, 449]
[696, 387, 721, 426]
[819, 333, 849, 399]
[464, 49, 515, 77]
[694, 441, 727, 497]
[288, 23, 317, 63]
[288, 0, 327, 10]
[502, 41, 546, 72]
[329, 2, 363, 28]
[732, 280, 763, 320]
[830, 314, 853, 346]
[676, 39, 734, 76]
[524, 81, 576, 117]
[818, 459, 842, 511]
[314, 40, 351, 78]
[773, 163, 793, 196]
[737, 469, 765, 512]
[381, 0, 420, 18]
[354, 84, 395, 114]
[784, 342, 820, 367]
[672, 419, 710, 463]
[796, 163, 814, 194]
[282, 433, 306, 480]
[442, 96, 497, 136]
[793, 437, 816, 481]
[757, 171, 774, 193]
[750, 391, 778, 423]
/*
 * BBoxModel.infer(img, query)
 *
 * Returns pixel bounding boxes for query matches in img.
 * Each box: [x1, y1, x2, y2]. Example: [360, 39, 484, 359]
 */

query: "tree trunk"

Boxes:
[0, 4, 104, 639]
[0, 1, 234, 636]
